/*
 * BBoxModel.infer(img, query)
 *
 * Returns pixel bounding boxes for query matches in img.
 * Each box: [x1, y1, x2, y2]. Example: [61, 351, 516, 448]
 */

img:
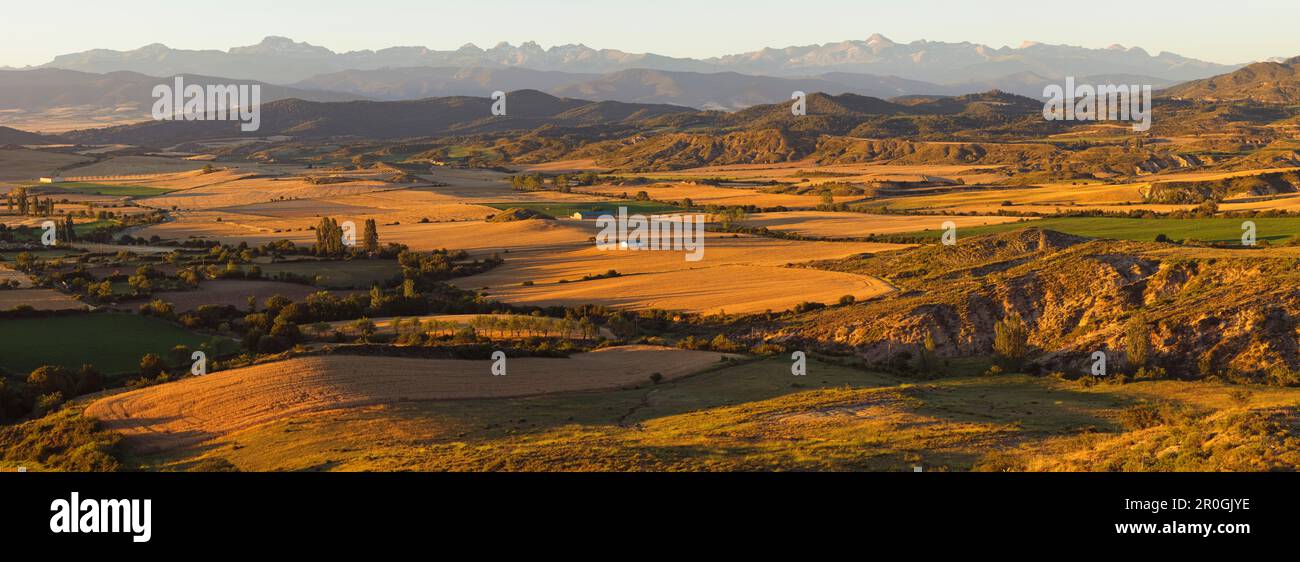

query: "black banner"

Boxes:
[2, 472, 1281, 551]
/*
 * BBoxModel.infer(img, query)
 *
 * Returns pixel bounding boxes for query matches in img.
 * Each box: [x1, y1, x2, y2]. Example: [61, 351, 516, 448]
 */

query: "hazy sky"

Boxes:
[3, 0, 1298, 68]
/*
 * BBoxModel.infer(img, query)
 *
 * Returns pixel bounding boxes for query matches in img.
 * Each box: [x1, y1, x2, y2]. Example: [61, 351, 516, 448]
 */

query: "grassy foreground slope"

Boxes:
[101, 356, 1300, 472]
[85, 346, 732, 454]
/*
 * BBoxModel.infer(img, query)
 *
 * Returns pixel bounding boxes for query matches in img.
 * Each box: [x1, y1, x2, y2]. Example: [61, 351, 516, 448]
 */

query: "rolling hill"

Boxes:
[63, 89, 694, 145]
[293, 67, 600, 101]
[1162, 56, 1300, 103]
[0, 68, 364, 114]
[0, 126, 58, 144]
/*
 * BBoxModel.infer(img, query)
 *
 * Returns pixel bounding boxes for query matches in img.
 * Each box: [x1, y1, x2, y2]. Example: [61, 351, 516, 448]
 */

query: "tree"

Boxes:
[1125, 314, 1150, 371]
[127, 273, 152, 295]
[179, 268, 201, 287]
[315, 217, 345, 256]
[716, 207, 748, 229]
[14, 187, 29, 216]
[139, 354, 167, 378]
[363, 218, 379, 254]
[992, 312, 1030, 370]
[917, 331, 937, 373]
[169, 345, 193, 369]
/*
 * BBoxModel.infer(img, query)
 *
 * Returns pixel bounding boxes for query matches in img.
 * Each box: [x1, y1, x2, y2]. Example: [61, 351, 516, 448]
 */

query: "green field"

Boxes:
[900, 216, 1300, 243]
[260, 260, 401, 289]
[52, 182, 173, 197]
[0, 314, 236, 375]
[486, 201, 682, 217]
[0, 220, 119, 243]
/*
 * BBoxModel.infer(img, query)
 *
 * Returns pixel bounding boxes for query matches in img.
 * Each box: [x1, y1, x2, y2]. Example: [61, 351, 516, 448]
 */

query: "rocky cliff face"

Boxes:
[786, 228, 1300, 382]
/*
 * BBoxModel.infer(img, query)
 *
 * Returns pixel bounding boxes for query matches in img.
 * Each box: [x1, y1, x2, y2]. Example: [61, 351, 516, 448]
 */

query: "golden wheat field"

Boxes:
[84, 346, 733, 453]
[0, 148, 94, 181]
[135, 209, 905, 314]
[478, 264, 895, 314]
[0, 264, 33, 288]
[0, 106, 149, 133]
[457, 231, 907, 283]
[135, 213, 591, 251]
[514, 159, 610, 173]
[868, 167, 1300, 214]
[637, 160, 1010, 185]
[582, 182, 842, 208]
[741, 211, 1034, 237]
[0, 288, 88, 311]
[443, 231, 905, 313]
[138, 176, 407, 210]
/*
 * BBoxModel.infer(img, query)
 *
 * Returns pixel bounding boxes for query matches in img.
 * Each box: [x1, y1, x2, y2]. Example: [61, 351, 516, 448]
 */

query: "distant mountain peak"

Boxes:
[230, 36, 333, 56]
[866, 33, 895, 46]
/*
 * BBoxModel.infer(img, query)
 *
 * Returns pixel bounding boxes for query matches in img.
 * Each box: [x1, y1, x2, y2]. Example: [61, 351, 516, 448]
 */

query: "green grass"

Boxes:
[73, 220, 121, 235]
[0, 314, 236, 375]
[260, 260, 401, 289]
[486, 201, 681, 217]
[51, 182, 173, 198]
[0, 220, 119, 243]
[900, 216, 1300, 243]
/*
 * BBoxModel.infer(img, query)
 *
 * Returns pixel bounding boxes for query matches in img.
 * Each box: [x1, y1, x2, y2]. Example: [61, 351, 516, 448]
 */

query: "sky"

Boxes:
[3, 0, 1298, 68]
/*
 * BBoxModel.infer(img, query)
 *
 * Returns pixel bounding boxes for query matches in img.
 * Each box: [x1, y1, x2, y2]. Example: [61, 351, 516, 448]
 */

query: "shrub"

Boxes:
[0, 408, 122, 472]
[793, 301, 827, 314]
[1118, 403, 1190, 431]
[140, 353, 167, 378]
[34, 392, 64, 416]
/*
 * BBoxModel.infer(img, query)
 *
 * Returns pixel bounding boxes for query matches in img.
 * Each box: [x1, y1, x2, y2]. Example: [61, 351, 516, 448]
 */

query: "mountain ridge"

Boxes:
[1161, 55, 1300, 103]
[36, 35, 1238, 85]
